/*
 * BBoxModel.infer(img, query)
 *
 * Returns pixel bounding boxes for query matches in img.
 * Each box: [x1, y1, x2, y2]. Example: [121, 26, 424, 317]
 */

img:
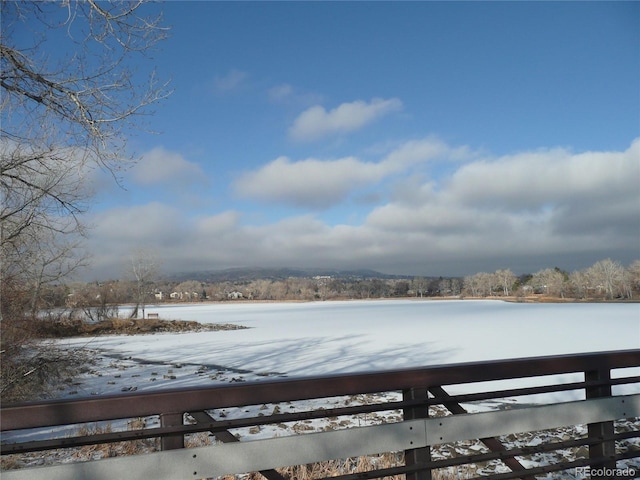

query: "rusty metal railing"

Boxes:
[1, 349, 639, 480]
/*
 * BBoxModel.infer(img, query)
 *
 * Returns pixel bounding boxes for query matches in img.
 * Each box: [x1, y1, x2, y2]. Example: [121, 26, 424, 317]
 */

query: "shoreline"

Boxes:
[130, 295, 640, 308]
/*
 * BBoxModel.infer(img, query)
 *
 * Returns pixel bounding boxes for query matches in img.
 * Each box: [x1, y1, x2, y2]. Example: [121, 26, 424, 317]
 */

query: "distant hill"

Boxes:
[166, 267, 412, 283]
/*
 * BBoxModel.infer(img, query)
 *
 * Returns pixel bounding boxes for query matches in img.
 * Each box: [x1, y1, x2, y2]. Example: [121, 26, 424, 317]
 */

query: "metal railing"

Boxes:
[1, 349, 639, 480]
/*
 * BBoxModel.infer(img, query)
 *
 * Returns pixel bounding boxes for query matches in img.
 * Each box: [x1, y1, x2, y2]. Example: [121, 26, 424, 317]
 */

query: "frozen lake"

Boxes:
[58, 299, 639, 378]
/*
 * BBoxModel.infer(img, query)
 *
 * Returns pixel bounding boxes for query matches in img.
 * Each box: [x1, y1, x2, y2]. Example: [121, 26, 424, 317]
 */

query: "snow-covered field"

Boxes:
[53, 299, 639, 398]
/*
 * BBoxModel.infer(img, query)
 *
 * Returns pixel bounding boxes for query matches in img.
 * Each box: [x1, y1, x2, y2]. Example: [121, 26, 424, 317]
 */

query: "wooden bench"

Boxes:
[147, 313, 159, 319]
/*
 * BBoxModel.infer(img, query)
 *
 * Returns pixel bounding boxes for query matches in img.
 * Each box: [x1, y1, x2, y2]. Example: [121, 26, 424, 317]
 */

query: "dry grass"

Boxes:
[32, 316, 249, 337]
[0, 420, 160, 471]
[214, 452, 466, 480]
[0, 341, 91, 403]
[275, 453, 405, 480]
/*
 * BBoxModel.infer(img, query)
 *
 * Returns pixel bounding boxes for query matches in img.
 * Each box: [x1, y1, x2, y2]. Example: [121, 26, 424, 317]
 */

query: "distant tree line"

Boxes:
[42, 258, 640, 314]
[463, 259, 639, 300]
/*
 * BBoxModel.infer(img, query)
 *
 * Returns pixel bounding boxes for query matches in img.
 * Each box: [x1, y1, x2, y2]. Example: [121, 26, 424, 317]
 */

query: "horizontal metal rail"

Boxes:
[1, 349, 639, 480]
[2, 394, 639, 480]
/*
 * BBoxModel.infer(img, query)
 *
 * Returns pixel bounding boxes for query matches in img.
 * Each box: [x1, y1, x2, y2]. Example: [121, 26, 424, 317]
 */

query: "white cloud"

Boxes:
[196, 211, 240, 235]
[381, 137, 454, 170]
[234, 137, 452, 209]
[363, 138, 640, 268]
[268, 84, 294, 102]
[91, 202, 185, 244]
[268, 83, 324, 106]
[130, 147, 207, 188]
[83, 139, 640, 280]
[448, 140, 639, 210]
[289, 97, 403, 141]
[234, 156, 381, 208]
[213, 69, 248, 93]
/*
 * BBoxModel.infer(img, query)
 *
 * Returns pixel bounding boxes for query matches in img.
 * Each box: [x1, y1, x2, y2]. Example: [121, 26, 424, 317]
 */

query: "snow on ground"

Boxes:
[5, 300, 640, 478]
[53, 300, 640, 398]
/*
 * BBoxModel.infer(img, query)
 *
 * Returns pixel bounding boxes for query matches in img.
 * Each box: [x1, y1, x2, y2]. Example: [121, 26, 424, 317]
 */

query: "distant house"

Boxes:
[169, 291, 200, 301]
[154, 292, 164, 300]
[227, 291, 244, 300]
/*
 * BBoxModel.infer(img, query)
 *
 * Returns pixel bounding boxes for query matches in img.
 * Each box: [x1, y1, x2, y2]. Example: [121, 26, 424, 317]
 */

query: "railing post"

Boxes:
[403, 387, 431, 480]
[585, 368, 615, 477]
[161, 412, 184, 450]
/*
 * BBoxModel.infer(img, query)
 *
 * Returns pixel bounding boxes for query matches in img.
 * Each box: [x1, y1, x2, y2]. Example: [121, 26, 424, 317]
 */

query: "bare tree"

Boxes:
[463, 274, 481, 297]
[569, 270, 590, 299]
[1, 1, 170, 163]
[587, 259, 625, 300]
[412, 277, 428, 297]
[1, 1, 170, 399]
[494, 269, 516, 296]
[26, 227, 88, 317]
[476, 272, 497, 297]
[248, 279, 274, 300]
[73, 281, 120, 323]
[0, 143, 91, 320]
[628, 260, 640, 298]
[530, 268, 567, 297]
[1, 1, 170, 310]
[438, 278, 451, 296]
[129, 247, 159, 319]
[1, 1, 170, 287]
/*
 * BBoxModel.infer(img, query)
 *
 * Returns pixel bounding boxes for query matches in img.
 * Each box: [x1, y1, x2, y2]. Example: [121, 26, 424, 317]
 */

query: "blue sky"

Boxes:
[55, 2, 640, 279]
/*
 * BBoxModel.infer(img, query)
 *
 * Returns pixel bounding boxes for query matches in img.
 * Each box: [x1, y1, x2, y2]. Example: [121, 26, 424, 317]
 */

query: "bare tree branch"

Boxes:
[0, 1, 171, 395]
